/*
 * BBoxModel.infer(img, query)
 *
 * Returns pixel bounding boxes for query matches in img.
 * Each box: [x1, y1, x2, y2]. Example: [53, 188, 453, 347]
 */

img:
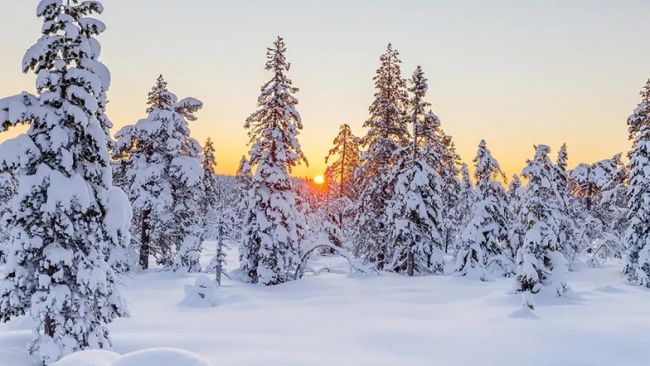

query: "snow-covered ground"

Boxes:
[2, 242, 650, 366]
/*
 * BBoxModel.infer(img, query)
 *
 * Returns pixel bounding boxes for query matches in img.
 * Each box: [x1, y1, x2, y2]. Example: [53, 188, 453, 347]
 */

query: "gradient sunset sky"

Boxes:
[1, 0, 648, 179]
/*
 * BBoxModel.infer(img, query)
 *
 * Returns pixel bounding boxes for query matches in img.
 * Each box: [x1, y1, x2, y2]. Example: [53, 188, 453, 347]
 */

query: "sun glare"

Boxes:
[313, 175, 325, 185]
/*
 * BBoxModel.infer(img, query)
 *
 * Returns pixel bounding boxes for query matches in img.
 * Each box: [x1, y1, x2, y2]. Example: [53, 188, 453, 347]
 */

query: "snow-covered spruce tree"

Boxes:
[430, 114, 463, 253]
[386, 66, 445, 275]
[569, 156, 627, 263]
[455, 140, 510, 280]
[553, 143, 580, 265]
[240, 37, 308, 285]
[596, 155, 628, 261]
[354, 43, 410, 269]
[624, 85, 650, 287]
[515, 145, 568, 310]
[452, 163, 475, 252]
[200, 138, 228, 283]
[199, 138, 223, 238]
[200, 138, 220, 220]
[507, 174, 526, 263]
[325, 123, 360, 199]
[231, 156, 252, 242]
[0, 1, 131, 363]
[412, 108, 463, 254]
[114, 75, 204, 272]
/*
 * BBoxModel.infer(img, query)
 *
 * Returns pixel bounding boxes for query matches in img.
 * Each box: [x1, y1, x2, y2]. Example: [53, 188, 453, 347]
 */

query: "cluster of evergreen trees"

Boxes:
[233, 41, 649, 316]
[0, 1, 649, 364]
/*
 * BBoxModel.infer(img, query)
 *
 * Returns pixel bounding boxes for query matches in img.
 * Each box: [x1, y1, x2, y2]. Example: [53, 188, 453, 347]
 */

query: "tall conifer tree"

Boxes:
[554, 143, 580, 264]
[625, 82, 650, 287]
[240, 37, 307, 285]
[0, 1, 130, 362]
[455, 140, 509, 280]
[114, 76, 204, 271]
[325, 124, 360, 199]
[515, 145, 568, 310]
[354, 44, 410, 269]
[386, 66, 445, 275]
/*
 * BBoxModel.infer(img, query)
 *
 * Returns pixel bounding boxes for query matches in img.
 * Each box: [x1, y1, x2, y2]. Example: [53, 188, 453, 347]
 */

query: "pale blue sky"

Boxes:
[1, 0, 648, 177]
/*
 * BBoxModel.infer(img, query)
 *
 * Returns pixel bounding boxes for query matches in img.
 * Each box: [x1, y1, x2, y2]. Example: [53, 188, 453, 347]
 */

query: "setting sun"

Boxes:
[313, 175, 325, 185]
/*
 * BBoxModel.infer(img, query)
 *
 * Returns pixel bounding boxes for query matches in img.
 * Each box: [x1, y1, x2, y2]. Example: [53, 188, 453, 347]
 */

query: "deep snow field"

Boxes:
[1, 242, 650, 366]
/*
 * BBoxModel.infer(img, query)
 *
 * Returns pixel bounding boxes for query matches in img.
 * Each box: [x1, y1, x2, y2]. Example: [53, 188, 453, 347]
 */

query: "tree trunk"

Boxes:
[139, 210, 150, 270]
[406, 250, 415, 276]
[445, 231, 450, 254]
[340, 141, 346, 200]
[216, 223, 223, 286]
[44, 314, 54, 337]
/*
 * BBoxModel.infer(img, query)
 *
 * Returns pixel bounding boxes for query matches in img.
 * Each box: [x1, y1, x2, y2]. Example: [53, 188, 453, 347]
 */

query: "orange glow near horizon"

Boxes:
[0, 1, 645, 180]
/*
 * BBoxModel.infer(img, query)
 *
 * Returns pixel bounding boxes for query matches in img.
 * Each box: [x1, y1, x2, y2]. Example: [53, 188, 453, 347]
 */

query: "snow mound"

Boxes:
[53, 348, 212, 366]
[508, 307, 539, 319]
[113, 348, 212, 366]
[53, 350, 120, 366]
[181, 275, 218, 307]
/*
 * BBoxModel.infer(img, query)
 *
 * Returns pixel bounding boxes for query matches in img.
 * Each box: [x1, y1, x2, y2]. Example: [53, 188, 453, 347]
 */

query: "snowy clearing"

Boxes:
[2, 242, 649, 366]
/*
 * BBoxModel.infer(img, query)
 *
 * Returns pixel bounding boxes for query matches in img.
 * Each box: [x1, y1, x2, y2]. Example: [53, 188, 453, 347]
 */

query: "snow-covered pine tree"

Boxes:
[0, 1, 131, 363]
[569, 160, 608, 211]
[354, 43, 410, 269]
[624, 83, 650, 287]
[325, 123, 360, 199]
[515, 145, 568, 310]
[386, 66, 445, 275]
[166, 90, 205, 272]
[569, 156, 627, 263]
[412, 111, 464, 253]
[595, 154, 628, 262]
[324, 165, 338, 200]
[200, 138, 220, 222]
[452, 163, 475, 252]
[507, 174, 525, 263]
[231, 156, 252, 242]
[414, 110, 464, 253]
[199, 138, 228, 283]
[114, 75, 204, 272]
[240, 36, 307, 285]
[455, 140, 510, 280]
[435, 119, 463, 253]
[553, 143, 580, 265]
[207, 222, 228, 286]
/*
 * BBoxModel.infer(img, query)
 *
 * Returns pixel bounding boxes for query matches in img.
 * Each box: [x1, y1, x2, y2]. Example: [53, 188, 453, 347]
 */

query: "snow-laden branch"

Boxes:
[294, 242, 377, 280]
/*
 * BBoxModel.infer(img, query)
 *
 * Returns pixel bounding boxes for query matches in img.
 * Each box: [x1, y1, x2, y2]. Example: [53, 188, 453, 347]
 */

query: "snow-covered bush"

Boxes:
[182, 275, 218, 307]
